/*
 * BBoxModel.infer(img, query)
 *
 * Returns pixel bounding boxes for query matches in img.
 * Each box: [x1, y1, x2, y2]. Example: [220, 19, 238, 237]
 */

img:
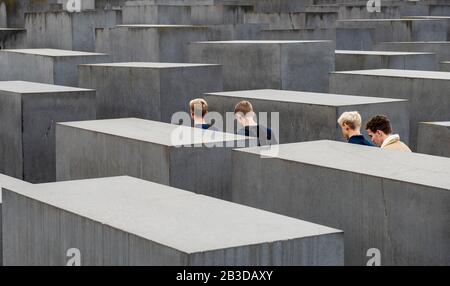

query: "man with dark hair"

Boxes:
[234, 100, 277, 146]
[365, 115, 411, 152]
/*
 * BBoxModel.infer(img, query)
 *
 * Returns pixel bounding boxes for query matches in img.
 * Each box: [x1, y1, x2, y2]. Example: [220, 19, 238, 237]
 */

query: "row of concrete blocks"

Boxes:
[2, 131, 449, 265]
[2, 64, 450, 185]
[0, 40, 335, 92]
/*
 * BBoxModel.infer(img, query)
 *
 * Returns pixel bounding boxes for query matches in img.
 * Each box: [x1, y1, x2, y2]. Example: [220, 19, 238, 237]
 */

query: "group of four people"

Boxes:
[188, 97, 411, 152]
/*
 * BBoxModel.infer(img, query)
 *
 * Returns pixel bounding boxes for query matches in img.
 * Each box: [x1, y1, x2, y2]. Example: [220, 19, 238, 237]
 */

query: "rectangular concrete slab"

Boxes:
[0, 28, 26, 49]
[336, 19, 448, 50]
[0, 49, 109, 86]
[232, 140, 450, 265]
[374, 41, 450, 63]
[440, 61, 450, 71]
[0, 81, 96, 183]
[25, 10, 122, 52]
[78, 62, 223, 121]
[56, 118, 255, 200]
[2, 176, 344, 265]
[95, 25, 208, 62]
[122, 4, 192, 24]
[417, 122, 450, 158]
[335, 50, 437, 71]
[188, 40, 335, 92]
[329, 69, 450, 150]
[0, 174, 32, 266]
[204, 89, 409, 144]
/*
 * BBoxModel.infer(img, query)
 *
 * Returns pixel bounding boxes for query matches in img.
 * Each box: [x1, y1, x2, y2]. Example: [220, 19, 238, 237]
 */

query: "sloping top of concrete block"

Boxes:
[0, 28, 26, 32]
[335, 50, 434, 56]
[333, 69, 450, 80]
[421, 121, 450, 127]
[0, 174, 31, 203]
[58, 118, 252, 147]
[1, 49, 107, 57]
[80, 62, 220, 68]
[192, 40, 332, 44]
[404, 16, 450, 19]
[6, 176, 342, 253]
[206, 89, 406, 107]
[0, 81, 94, 94]
[235, 140, 450, 191]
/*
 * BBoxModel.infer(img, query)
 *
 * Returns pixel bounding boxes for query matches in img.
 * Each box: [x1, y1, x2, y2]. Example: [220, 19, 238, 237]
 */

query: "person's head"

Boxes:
[365, 115, 392, 146]
[234, 100, 256, 126]
[189, 98, 208, 124]
[337, 111, 362, 140]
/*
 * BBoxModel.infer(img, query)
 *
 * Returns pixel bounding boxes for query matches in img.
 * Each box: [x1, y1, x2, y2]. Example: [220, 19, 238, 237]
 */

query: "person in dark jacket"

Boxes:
[234, 100, 277, 147]
[189, 98, 217, 131]
[337, 111, 374, 147]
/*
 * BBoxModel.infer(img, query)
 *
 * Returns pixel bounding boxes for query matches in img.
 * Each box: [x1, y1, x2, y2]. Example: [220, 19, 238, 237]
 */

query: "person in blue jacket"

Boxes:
[337, 111, 374, 147]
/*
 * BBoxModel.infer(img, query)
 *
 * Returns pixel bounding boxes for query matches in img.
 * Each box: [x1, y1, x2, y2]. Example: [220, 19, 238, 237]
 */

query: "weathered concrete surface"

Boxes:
[417, 122, 450, 158]
[122, 4, 191, 24]
[56, 118, 255, 200]
[2, 176, 344, 266]
[188, 40, 335, 92]
[374, 41, 450, 63]
[204, 89, 409, 144]
[253, 0, 312, 12]
[336, 19, 448, 50]
[95, 25, 208, 62]
[440, 61, 450, 71]
[330, 69, 450, 150]
[244, 11, 337, 29]
[0, 0, 59, 28]
[335, 50, 437, 71]
[0, 81, 96, 183]
[259, 28, 336, 41]
[0, 28, 26, 49]
[232, 140, 450, 266]
[0, 49, 109, 86]
[25, 10, 122, 52]
[404, 16, 450, 41]
[190, 4, 252, 25]
[78, 62, 223, 121]
[0, 174, 32, 266]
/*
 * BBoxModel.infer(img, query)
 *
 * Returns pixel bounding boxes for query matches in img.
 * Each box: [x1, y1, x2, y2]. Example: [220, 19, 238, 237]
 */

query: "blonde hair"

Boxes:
[234, 100, 253, 115]
[337, 111, 362, 130]
[189, 98, 208, 117]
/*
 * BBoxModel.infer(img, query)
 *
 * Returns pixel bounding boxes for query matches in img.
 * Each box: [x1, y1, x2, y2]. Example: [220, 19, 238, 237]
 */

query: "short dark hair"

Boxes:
[365, 115, 392, 135]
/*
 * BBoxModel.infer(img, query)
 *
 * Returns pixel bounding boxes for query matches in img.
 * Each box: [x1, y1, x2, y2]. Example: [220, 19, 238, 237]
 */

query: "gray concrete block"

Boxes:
[56, 118, 255, 200]
[417, 122, 450, 158]
[336, 19, 448, 50]
[2, 176, 343, 266]
[25, 10, 122, 52]
[253, 0, 312, 12]
[403, 16, 450, 41]
[122, 4, 192, 24]
[259, 28, 336, 41]
[244, 11, 337, 29]
[0, 28, 26, 49]
[232, 140, 450, 265]
[0, 81, 96, 183]
[0, 174, 32, 266]
[440, 61, 450, 71]
[78, 62, 223, 121]
[190, 4, 252, 25]
[95, 24, 208, 62]
[335, 50, 438, 71]
[329, 69, 450, 150]
[374, 41, 450, 63]
[0, 49, 109, 86]
[188, 40, 335, 92]
[204, 89, 409, 144]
